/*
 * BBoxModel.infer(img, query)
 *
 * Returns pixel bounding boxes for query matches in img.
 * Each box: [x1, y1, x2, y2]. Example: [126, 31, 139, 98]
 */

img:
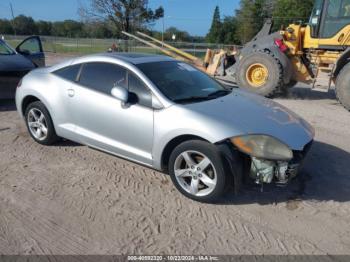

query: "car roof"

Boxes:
[90, 52, 176, 65]
[47, 52, 178, 74]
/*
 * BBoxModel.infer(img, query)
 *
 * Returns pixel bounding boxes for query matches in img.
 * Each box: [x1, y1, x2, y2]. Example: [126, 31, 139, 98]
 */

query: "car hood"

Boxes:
[181, 89, 314, 151]
[0, 54, 34, 72]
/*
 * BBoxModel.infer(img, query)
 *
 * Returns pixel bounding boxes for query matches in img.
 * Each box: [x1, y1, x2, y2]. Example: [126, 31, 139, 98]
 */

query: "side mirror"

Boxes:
[111, 85, 129, 103]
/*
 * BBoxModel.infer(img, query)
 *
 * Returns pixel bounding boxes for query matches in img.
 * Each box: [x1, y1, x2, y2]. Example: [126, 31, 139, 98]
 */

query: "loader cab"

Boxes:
[309, 0, 350, 42]
[309, 0, 324, 38]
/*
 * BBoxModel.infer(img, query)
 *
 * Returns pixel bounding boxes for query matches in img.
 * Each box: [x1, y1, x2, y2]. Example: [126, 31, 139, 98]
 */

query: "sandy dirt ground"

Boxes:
[0, 53, 350, 255]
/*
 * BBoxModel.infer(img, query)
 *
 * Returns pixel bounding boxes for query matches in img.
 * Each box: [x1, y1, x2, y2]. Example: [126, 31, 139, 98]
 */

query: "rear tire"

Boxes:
[236, 51, 283, 97]
[168, 140, 227, 203]
[25, 101, 59, 145]
[335, 63, 350, 111]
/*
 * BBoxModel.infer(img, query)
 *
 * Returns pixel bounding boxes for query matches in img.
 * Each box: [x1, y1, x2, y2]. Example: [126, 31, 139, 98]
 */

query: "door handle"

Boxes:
[67, 89, 75, 97]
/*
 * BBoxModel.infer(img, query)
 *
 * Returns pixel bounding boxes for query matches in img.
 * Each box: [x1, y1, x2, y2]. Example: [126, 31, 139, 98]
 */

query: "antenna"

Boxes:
[9, 2, 17, 36]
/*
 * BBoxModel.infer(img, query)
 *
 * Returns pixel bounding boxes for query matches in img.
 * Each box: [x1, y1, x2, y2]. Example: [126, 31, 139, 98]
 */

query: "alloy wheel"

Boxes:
[174, 150, 217, 197]
[27, 108, 48, 141]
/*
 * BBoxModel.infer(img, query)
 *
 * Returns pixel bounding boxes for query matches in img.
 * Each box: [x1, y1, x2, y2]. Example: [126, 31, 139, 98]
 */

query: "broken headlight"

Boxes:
[230, 135, 293, 161]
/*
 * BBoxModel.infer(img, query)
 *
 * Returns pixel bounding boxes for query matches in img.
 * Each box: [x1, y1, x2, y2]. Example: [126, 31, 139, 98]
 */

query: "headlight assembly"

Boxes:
[231, 135, 293, 161]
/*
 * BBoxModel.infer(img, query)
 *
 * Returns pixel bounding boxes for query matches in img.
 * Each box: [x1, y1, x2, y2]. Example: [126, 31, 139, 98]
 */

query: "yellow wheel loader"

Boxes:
[228, 0, 350, 110]
[123, 0, 350, 110]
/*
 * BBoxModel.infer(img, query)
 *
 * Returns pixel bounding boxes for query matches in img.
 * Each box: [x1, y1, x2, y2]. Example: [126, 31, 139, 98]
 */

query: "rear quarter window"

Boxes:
[53, 64, 81, 82]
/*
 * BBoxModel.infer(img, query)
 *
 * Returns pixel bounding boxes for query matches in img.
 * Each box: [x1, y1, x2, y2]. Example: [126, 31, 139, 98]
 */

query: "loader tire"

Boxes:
[236, 51, 283, 97]
[286, 80, 298, 88]
[335, 63, 350, 111]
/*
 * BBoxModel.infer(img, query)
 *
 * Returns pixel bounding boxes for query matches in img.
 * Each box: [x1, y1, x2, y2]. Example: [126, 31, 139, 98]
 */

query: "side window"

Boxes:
[18, 37, 42, 54]
[342, 0, 350, 16]
[53, 64, 81, 82]
[309, 0, 324, 38]
[326, 0, 342, 18]
[79, 62, 127, 95]
[128, 72, 152, 108]
[321, 0, 350, 38]
[0, 41, 15, 55]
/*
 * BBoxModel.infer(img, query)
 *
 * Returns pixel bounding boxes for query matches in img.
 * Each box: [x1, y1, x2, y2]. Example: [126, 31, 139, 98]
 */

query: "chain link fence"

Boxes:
[3, 35, 241, 59]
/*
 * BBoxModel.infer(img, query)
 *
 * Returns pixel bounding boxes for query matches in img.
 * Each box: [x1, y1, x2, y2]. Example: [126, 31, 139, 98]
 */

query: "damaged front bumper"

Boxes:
[250, 140, 313, 185]
[250, 157, 298, 185]
[217, 140, 313, 192]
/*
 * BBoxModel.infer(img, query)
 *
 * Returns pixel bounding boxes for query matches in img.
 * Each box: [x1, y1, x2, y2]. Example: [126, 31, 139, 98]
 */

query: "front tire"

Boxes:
[168, 140, 227, 203]
[335, 63, 350, 111]
[25, 101, 59, 145]
[236, 51, 283, 97]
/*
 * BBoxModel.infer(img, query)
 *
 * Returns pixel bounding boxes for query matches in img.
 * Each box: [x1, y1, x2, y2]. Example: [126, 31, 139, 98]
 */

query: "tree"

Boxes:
[36, 20, 52, 35]
[148, 27, 201, 42]
[206, 6, 222, 43]
[235, 0, 268, 44]
[80, 0, 164, 35]
[164, 27, 190, 42]
[52, 20, 84, 37]
[13, 15, 37, 35]
[272, 0, 314, 30]
[220, 16, 240, 45]
[51, 22, 64, 36]
[83, 21, 114, 38]
[0, 19, 14, 34]
[63, 20, 84, 37]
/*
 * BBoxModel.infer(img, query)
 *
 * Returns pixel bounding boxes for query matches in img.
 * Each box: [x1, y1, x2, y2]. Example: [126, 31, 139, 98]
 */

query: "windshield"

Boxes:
[136, 61, 230, 103]
[0, 40, 15, 55]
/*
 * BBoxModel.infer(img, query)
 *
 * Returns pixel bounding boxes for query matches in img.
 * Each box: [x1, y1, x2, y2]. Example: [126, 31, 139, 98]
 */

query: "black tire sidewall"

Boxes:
[236, 51, 282, 97]
[24, 101, 58, 145]
[286, 80, 297, 88]
[168, 140, 227, 203]
[336, 63, 350, 111]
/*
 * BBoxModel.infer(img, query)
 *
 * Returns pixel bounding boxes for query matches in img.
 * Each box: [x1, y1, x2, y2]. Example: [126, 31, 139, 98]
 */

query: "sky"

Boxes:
[0, 0, 240, 36]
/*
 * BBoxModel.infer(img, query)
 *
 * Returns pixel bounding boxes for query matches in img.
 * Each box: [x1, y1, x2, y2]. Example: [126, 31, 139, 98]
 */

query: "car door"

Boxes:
[16, 36, 45, 67]
[51, 63, 82, 140]
[0, 39, 34, 99]
[69, 62, 154, 166]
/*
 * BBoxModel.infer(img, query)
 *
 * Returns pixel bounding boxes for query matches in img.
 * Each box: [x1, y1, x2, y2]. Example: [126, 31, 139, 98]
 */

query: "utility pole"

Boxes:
[161, 0, 164, 47]
[10, 2, 17, 36]
[162, 16, 164, 46]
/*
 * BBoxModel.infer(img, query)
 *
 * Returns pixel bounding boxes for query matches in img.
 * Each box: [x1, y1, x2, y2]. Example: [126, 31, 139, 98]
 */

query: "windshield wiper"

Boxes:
[173, 96, 212, 104]
[174, 90, 231, 104]
[207, 89, 231, 98]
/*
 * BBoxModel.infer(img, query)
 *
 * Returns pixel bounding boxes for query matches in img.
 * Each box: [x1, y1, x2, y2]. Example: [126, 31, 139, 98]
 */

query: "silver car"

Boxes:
[15, 53, 314, 202]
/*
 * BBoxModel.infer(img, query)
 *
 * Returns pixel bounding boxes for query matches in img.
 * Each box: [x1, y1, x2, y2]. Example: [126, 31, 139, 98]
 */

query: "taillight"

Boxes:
[17, 78, 23, 88]
[274, 38, 288, 53]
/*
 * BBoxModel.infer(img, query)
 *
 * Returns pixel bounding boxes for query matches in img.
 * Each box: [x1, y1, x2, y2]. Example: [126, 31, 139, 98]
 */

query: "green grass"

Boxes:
[6, 39, 206, 59]
[7, 40, 21, 47]
[7, 39, 162, 55]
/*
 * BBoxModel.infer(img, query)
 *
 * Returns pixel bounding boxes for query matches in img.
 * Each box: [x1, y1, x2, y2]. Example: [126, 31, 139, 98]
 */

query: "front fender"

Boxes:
[216, 140, 245, 194]
[152, 128, 220, 170]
